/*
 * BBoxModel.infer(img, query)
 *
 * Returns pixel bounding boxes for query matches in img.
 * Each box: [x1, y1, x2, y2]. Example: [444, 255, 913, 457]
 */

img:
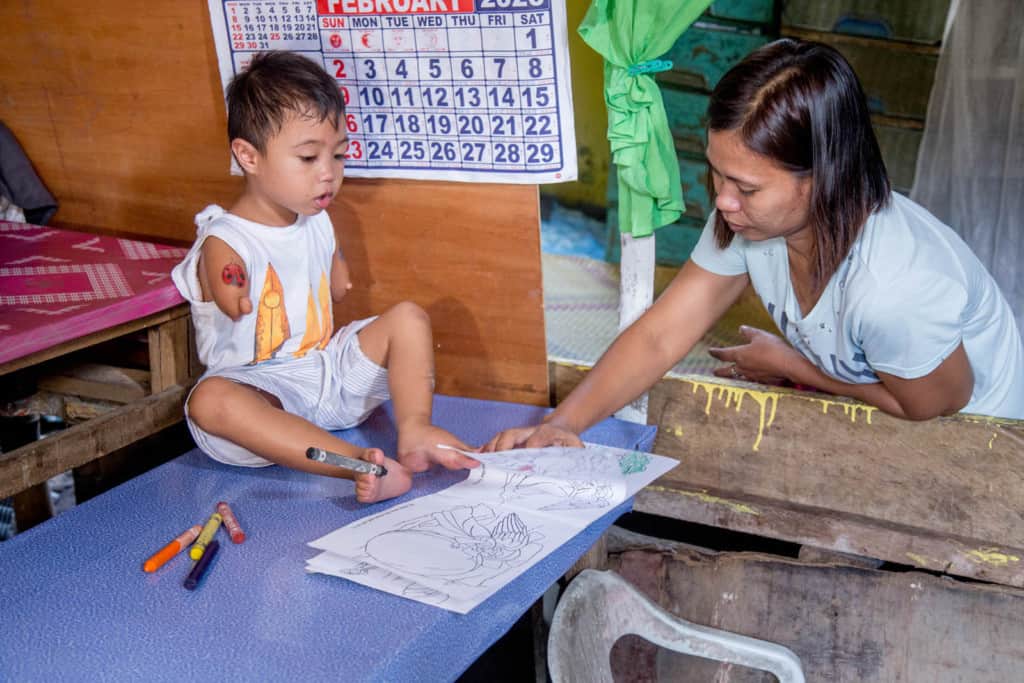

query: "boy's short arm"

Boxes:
[199, 236, 253, 320]
[330, 250, 352, 301]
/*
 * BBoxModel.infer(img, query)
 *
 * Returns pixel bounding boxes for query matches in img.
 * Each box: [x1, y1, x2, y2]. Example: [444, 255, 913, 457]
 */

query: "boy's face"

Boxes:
[238, 109, 348, 226]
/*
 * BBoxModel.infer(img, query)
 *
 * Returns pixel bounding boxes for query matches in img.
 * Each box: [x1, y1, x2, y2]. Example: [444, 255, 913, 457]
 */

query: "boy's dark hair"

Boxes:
[226, 51, 345, 152]
[707, 38, 890, 288]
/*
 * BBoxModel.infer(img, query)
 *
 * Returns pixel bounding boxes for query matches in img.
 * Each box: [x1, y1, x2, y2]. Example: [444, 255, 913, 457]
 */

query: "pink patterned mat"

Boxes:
[0, 222, 187, 366]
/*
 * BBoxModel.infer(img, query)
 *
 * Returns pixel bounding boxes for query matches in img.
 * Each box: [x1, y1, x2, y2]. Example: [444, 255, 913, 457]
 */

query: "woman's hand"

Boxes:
[709, 325, 801, 385]
[483, 423, 583, 452]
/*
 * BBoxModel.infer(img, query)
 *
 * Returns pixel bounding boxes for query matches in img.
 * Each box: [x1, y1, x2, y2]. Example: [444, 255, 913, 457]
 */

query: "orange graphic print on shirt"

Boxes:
[253, 263, 291, 362]
[294, 272, 333, 358]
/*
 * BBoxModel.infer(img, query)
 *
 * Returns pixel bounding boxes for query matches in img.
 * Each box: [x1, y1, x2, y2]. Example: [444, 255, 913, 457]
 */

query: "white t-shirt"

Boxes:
[691, 192, 1024, 420]
[171, 205, 338, 373]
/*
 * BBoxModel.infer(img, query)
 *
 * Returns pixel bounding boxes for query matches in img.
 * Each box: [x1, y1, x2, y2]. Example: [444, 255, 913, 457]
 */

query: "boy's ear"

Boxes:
[231, 138, 261, 175]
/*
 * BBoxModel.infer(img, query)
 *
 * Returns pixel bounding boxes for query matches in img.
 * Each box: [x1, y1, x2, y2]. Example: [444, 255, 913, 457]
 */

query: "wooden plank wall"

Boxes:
[553, 362, 1024, 587]
[0, 2, 548, 405]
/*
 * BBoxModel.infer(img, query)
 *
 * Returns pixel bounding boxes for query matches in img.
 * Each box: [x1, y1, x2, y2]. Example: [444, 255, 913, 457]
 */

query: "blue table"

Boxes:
[1, 395, 655, 681]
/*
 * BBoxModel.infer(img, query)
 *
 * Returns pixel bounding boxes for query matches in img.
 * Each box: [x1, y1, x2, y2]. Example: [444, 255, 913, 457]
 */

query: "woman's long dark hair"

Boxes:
[707, 38, 890, 288]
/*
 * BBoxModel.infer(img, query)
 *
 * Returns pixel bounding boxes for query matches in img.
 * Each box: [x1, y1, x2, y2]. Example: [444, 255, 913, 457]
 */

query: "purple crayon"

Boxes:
[184, 539, 220, 590]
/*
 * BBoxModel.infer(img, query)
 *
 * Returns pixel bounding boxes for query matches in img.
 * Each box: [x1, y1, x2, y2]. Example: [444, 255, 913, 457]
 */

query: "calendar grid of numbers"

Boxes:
[207, 0, 578, 183]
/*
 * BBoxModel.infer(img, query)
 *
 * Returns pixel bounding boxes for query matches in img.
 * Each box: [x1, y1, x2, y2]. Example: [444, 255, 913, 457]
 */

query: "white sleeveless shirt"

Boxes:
[172, 205, 337, 373]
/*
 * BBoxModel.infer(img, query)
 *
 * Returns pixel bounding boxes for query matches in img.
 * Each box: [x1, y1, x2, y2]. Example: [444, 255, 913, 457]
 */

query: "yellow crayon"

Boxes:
[189, 512, 223, 560]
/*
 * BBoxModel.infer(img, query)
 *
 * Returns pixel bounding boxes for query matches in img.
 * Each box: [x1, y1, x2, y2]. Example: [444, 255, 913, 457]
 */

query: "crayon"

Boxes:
[216, 501, 246, 544]
[189, 512, 223, 560]
[306, 446, 387, 477]
[183, 539, 220, 590]
[143, 525, 202, 573]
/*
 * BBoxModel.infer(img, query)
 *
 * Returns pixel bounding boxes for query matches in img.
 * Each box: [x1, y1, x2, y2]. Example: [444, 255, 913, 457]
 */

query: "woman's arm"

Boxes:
[485, 261, 750, 450]
[712, 327, 974, 420]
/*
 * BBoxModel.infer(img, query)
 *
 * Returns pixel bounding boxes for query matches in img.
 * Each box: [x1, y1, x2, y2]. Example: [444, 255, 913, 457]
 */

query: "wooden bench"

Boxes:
[0, 223, 198, 530]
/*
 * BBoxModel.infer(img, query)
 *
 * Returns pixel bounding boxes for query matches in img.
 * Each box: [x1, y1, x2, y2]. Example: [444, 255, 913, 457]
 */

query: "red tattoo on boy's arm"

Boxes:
[221, 263, 247, 287]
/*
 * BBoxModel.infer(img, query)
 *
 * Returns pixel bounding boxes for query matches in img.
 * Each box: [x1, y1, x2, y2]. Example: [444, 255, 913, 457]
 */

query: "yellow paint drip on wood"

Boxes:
[815, 398, 877, 424]
[686, 380, 779, 451]
[965, 547, 1020, 567]
[646, 485, 760, 515]
[905, 552, 938, 568]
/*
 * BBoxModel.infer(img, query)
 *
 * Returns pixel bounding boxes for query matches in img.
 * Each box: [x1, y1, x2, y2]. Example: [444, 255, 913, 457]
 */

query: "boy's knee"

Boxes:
[187, 377, 234, 430]
[388, 301, 430, 329]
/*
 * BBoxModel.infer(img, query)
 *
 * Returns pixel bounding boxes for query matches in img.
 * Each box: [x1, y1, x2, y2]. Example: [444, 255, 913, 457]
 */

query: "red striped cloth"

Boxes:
[0, 222, 186, 365]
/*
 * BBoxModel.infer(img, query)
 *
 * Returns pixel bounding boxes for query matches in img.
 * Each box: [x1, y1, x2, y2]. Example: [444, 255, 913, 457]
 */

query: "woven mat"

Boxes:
[543, 253, 776, 377]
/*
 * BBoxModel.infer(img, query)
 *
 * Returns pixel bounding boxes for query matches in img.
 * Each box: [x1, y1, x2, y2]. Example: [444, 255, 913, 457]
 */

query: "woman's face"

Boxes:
[707, 128, 813, 245]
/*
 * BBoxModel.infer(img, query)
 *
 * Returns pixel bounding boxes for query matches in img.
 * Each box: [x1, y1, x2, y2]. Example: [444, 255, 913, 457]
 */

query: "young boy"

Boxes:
[172, 51, 477, 503]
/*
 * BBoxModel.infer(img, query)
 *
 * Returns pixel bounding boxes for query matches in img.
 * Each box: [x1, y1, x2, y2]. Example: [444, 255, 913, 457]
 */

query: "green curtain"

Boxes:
[579, 0, 712, 237]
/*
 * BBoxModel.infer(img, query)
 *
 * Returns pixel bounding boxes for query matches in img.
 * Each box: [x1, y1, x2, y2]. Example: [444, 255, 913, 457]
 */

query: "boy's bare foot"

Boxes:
[354, 448, 412, 503]
[397, 422, 480, 473]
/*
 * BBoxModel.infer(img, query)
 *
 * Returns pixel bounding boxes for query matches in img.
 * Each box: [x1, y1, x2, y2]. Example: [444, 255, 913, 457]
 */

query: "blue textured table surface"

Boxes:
[0, 395, 655, 682]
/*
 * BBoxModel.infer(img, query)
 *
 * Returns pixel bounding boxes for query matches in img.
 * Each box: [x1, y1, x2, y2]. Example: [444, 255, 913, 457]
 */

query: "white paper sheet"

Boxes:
[306, 443, 677, 613]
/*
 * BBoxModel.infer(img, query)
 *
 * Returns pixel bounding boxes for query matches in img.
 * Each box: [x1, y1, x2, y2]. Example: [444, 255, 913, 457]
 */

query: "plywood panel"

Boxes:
[0, 2, 547, 404]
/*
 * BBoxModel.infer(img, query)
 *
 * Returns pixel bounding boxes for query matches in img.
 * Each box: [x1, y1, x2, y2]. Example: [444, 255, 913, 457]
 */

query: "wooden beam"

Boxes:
[608, 530, 1024, 681]
[148, 315, 191, 392]
[37, 364, 149, 404]
[0, 387, 186, 500]
[552, 361, 1024, 587]
[0, 305, 190, 377]
[11, 483, 53, 533]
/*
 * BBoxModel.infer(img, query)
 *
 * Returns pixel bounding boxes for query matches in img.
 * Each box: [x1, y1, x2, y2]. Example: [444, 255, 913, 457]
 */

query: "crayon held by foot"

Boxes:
[306, 446, 387, 477]
[217, 501, 246, 544]
[143, 525, 202, 573]
[183, 539, 220, 590]
[189, 512, 222, 560]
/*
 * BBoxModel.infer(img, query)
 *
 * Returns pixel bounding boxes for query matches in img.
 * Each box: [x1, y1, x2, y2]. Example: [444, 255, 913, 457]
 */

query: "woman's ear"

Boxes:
[230, 138, 261, 175]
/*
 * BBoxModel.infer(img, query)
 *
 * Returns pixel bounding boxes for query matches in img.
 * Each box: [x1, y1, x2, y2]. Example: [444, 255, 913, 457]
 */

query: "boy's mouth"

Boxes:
[314, 192, 333, 209]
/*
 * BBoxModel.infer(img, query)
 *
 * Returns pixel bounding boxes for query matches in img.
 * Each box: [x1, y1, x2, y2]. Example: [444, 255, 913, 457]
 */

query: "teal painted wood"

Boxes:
[660, 24, 771, 92]
[661, 87, 710, 156]
[874, 123, 922, 193]
[679, 156, 713, 221]
[782, 0, 951, 44]
[606, 208, 705, 267]
[707, 0, 775, 24]
[817, 36, 938, 119]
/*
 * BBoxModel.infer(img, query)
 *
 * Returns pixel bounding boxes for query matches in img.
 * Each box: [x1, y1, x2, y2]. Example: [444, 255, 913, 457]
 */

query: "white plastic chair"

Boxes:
[548, 569, 805, 683]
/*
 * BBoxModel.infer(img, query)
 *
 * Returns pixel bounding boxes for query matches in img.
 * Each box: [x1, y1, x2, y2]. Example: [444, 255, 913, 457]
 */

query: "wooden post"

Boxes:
[615, 232, 656, 424]
[148, 315, 191, 392]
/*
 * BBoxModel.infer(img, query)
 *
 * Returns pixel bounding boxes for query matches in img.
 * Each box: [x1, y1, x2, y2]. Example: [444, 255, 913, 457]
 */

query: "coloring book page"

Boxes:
[306, 443, 677, 613]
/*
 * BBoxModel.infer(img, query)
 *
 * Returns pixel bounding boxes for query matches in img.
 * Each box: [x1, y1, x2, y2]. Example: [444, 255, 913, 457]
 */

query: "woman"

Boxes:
[487, 39, 1023, 451]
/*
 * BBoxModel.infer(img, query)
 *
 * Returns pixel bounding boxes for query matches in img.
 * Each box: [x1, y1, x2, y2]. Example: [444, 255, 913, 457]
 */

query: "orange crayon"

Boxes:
[143, 525, 202, 573]
[217, 501, 246, 544]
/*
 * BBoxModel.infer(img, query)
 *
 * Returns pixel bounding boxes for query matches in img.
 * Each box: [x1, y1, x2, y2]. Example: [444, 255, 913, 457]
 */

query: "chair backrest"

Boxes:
[548, 569, 805, 683]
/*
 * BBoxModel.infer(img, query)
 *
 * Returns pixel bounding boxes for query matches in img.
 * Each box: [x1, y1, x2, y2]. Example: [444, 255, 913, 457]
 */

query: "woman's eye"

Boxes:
[739, 187, 756, 196]
[300, 155, 316, 163]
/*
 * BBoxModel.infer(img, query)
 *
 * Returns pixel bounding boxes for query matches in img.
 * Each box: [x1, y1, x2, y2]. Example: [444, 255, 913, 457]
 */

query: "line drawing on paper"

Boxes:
[356, 504, 545, 587]
[307, 444, 679, 613]
[329, 558, 452, 605]
[490, 470, 618, 510]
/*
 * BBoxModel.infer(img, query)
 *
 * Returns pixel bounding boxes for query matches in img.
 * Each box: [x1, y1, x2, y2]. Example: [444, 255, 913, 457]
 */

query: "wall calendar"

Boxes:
[208, 0, 578, 183]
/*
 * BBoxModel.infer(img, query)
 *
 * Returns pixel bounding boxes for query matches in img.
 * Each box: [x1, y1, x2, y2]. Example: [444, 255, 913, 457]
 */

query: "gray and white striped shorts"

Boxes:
[185, 316, 389, 467]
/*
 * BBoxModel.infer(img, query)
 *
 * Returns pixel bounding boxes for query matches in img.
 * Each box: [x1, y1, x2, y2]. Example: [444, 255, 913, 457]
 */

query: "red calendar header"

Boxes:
[319, 0, 473, 13]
